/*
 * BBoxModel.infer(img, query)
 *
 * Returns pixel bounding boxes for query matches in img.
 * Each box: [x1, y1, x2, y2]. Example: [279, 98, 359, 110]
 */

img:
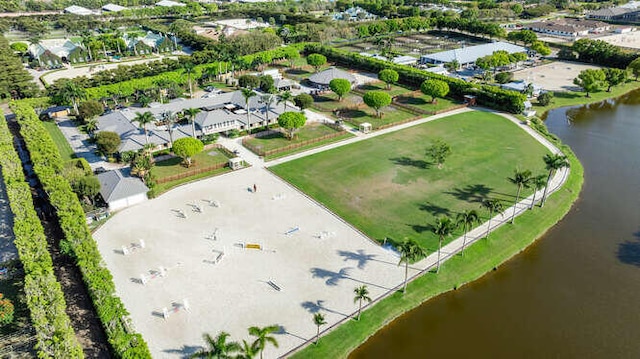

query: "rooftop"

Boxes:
[97, 169, 149, 203]
[308, 67, 357, 86]
[421, 41, 527, 65]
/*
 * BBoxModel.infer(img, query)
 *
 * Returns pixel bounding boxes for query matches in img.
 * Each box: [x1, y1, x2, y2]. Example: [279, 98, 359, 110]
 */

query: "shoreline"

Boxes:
[289, 104, 587, 358]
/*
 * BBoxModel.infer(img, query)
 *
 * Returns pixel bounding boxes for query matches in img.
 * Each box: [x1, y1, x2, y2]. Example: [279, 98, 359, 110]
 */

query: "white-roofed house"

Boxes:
[124, 31, 175, 54]
[64, 5, 96, 15]
[29, 39, 88, 67]
[97, 169, 149, 211]
[392, 55, 418, 66]
[102, 3, 127, 12]
[420, 41, 527, 67]
[155, 0, 186, 7]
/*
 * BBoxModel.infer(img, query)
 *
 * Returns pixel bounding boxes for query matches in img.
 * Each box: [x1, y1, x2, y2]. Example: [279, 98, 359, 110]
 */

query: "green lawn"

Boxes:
[151, 148, 230, 180]
[271, 111, 551, 252]
[534, 80, 640, 115]
[243, 123, 354, 159]
[312, 93, 363, 112]
[338, 106, 418, 129]
[356, 82, 415, 97]
[394, 95, 462, 113]
[290, 139, 583, 359]
[42, 120, 75, 161]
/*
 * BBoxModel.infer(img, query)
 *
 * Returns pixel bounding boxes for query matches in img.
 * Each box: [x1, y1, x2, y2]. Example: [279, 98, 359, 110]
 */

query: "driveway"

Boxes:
[56, 118, 123, 170]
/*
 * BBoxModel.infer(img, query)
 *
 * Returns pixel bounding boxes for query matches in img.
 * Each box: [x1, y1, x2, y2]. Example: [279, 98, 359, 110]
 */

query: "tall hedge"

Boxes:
[9, 102, 152, 358]
[303, 44, 526, 114]
[0, 112, 83, 358]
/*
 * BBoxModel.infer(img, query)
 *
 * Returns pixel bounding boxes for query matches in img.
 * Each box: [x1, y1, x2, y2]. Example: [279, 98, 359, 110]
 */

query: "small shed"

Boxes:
[229, 157, 244, 170]
[463, 95, 477, 106]
[97, 169, 149, 211]
[41, 106, 71, 119]
[359, 122, 372, 134]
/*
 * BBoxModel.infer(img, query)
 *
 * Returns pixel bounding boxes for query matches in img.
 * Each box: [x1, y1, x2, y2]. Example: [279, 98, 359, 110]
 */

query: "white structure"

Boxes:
[64, 5, 96, 15]
[525, 19, 610, 37]
[211, 19, 270, 31]
[155, 0, 186, 7]
[420, 41, 527, 67]
[97, 169, 149, 211]
[500, 81, 543, 97]
[392, 55, 418, 66]
[102, 3, 127, 12]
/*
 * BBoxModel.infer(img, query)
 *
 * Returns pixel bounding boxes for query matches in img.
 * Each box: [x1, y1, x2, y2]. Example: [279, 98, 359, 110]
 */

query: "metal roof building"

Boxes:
[97, 169, 149, 211]
[420, 41, 527, 66]
[102, 3, 127, 12]
[64, 5, 95, 15]
[308, 67, 357, 87]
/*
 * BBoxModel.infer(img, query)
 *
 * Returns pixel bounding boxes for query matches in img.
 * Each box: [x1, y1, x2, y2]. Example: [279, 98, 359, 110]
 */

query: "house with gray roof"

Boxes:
[96, 90, 292, 152]
[64, 5, 96, 15]
[420, 41, 527, 67]
[102, 3, 127, 12]
[29, 39, 88, 66]
[97, 169, 149, 211]
[308, 67, 357, 88]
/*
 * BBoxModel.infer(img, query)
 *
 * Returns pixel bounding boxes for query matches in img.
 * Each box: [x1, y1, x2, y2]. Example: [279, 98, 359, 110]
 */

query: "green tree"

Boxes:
[573, 69, 607, 97]
[133, 111, 155, 145]
[238, 74, 261, 89]
[426, 139, 451, 169]
[278, 90, 293, 112]
[95, 131, 121, 157]
[77, 100, 103, 122]
[184, 107, 201, 138]
[507, 169, 532, 223]
[0, 293, 14, 326]
[59, 81, 87, 114]
[260, 94, 276, 124]
[530, 41, 551, 56]
[494, 72, 513, 84]
[277, 111, 307, 140]
[237, 340, 259, 359]
[378, 69, 399, 90]
[307, 53, 327, 72]
[541, 153, 569, 207]
[397, 239, 425, 293]
[248, 325, 279, 359]
[432, 216, 457, 273]
[363, 90, 391, 118]
[313, 313, 326, 345]
[294, 93, 313, 110]
[161, 111, 178, 147]
[72, 175, 101, 204]
[259, 75, 275, 93]
[445, 60, 460, 72]
[10, 42, 28, 53]
[353, 285, 372, 320]
[172, 137, 204, 167]
[420, 79, 449, 103]
[329, 78, 351, 102]
[529, 174, 547, 210]
[241, 88, 257, 133]
[85, 118, 99, 137]
[537, 92, 554, 106]
[456, 209, 480, 255]
[191, 332, 241, 358]
[507, 30, 537, 45]
[627, 57, 640, 80]
[482, 199, 504, 238]
[182, 61, 195, 98]
[603, 68, 627, 92]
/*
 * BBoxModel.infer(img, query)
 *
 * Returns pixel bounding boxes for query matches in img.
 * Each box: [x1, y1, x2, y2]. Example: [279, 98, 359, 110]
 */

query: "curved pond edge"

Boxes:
[289, 116, 585, 359]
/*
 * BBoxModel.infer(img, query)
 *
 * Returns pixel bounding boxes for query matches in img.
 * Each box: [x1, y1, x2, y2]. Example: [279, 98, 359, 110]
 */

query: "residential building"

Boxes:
[308, 67, 357, 88]
[420, 42, 527, 67]
[64, 5, 96, 15]
[97, 169, 149, 211]
[392, 55, 418, 66]
[525, 18, 611, 37]
[29, 39, 88, 67]
[102, 3, 127, 12]
[124, 31, 175, 54]
[155, 0, 186, 7]
[587, 2, 640, 22]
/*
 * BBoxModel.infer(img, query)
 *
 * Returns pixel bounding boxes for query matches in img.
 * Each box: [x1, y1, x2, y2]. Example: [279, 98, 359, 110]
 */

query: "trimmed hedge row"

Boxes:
[304, 44, 526, 114]
[0, 112, 83, 358]
[10, 102, 152, 359]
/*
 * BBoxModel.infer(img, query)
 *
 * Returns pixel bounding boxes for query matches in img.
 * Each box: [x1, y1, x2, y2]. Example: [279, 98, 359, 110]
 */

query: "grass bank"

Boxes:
[290, 130, 584, 359]
[534, 80, 640, 115]
[41, 120, 75, 161]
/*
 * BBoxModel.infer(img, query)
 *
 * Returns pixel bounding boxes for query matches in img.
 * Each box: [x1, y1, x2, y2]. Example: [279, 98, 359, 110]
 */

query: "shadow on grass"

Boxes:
[617, 230, 640, 267]
[154, 157, 183, 168]
[395, 95, 429, 106]
[445, 184, 493, 203]
[418, 202, 451, 217]
[337, 109, 367, 119]
[389, 156, 430, 169]
[409, 223, 431, 234]
[286, 69, 310, 75]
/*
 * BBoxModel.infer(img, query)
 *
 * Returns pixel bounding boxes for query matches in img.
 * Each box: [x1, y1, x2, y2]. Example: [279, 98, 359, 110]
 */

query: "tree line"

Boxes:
[0, 35, 38, 99]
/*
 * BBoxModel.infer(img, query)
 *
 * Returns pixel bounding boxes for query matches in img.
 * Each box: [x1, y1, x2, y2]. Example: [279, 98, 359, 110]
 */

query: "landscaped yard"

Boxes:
[271, 111, 551, 252]
[338, 106, 418, 129]
[150, 148, 232, 194]
[356, 82, 415, 97]
[394, 94, 463, 113]
[42, 120, 75, 161]
[243, 123, 354, 160]
[312, 93, 364, 112]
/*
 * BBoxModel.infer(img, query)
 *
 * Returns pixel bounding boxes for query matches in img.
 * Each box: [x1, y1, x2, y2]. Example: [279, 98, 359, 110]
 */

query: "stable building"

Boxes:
[97, 169, 149, 211]
[420, 42, 527, 67]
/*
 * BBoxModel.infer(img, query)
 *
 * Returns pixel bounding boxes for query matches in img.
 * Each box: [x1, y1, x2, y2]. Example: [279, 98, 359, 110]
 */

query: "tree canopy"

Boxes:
[426, 139, 451, 169]
[78, 100, 103, 122]
[573, 69, 607, 97]
[420, 79, 449, 102]
[363, 90, 391, 117]
[628, 57, 640, 80]
[307, 53, 327, 72]
[294, 93, 313, 109]
[172, 137, 204, 167]
[329, 78, 351, 101]
[378, 69, 399, 89]
[95, 131, 121, 157]
[278, 111, 307, 140]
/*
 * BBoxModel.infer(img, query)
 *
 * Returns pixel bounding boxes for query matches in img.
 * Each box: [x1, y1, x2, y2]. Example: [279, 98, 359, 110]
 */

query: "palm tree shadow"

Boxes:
[389, 156, 430, 169]
[617, 230, 640, 267]
[310, 267, 393, 290]
[419, 202, 451, 216]
[408, 223, 431, 234]
[277, 325, 309, 341]
[301, 300, 349, 317]
[162, 344, 202, 355]
[337, 249, 377, 269]
[445, 184, 494, 203]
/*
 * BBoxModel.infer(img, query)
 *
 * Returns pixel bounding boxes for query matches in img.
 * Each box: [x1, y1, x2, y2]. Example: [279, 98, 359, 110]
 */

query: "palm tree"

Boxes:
[529, 174, 548, 210]
[507, 169, 532, 224]
[313, 313, 326, 345]
[248, 325, 279, 359]
[260, 94, 276, 126]
[278, 90, 293, 112]
[237, 340, 259, 359]
[60, 81, 87, 115]
[353, 285, 371, 320]
[113, 29, 123, 54]
[184, 107, 201, 138]
[541, 154, 569, 207]
[241, 88, 257, 134]
[203, 66, 218, 82]
[482, 199, 504, 238]
[456, 209, 479, 255]
[138, 94, 152, 107]
[182, 61, 196, 98]
[127, 32, 140, 56]
[397, 239, 426, 293]
[85, 118, 98, 138]
[161, 111, 177, 147]
[191, 331, 241, 358]
[432, 216, 457, 273]
[133, 111, 155, 145]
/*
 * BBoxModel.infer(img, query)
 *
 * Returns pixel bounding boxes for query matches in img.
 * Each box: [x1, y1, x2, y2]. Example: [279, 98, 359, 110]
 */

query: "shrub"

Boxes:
[95, 131, 122, 157]
[201, 133, 219, 145]
[537, 92, 554, 106]
[0, 293, 14, 326]
[495, 72, 514, 84]
[294, 93, 314, 110]
[363, 90, 392, 117]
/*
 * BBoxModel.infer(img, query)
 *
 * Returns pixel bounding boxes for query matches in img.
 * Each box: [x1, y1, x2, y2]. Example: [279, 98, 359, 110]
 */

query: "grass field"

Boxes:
[42, 121, 75, 161]
[289, 139, 583, 359]
[338, 106, 418, 129]
[356, 82, 415, 97]
[151, 148, 230, 180]
[312, 93, 363, 112]
[534, 81, 640, 115]
[271, 111, 551, 252]
[394, 95, 462, 113]
[243, 123, 354, 160]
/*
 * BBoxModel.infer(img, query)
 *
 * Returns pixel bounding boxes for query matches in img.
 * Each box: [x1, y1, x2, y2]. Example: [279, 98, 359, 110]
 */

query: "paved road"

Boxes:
[55, 118, 123, 170]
